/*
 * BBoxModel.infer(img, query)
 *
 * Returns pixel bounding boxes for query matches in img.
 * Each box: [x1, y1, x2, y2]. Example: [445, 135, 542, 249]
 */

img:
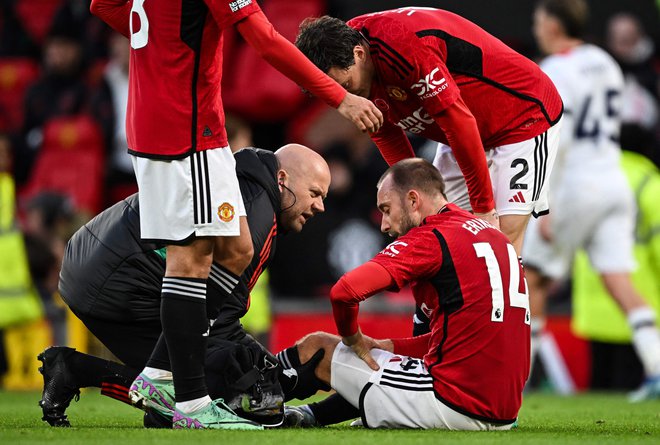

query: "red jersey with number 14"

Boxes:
[370, 204, 531, 423]
[127, 0, 261, 158]
[348, 7, 563, 148]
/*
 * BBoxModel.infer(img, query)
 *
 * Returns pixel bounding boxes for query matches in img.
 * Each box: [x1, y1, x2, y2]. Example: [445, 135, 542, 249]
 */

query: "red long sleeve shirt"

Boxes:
[90, 0, 345, 157]
[348, 8, 562, 213]
[332, 204, 531, 423]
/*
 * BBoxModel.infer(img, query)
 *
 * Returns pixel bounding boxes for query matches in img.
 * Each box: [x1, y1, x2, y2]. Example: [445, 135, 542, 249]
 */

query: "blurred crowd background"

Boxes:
[1, 0, 659, 394]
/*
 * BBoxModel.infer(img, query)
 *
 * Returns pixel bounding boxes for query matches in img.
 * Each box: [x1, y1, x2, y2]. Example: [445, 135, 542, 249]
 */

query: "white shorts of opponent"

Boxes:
[523, 165, 636, 279]
[331, 342, 515, 430]
[433, 119, 561, 217]
[131, 147, 246, 243]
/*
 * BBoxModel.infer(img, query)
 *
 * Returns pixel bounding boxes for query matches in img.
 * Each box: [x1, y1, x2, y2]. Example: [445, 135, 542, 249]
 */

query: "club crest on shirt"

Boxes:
[374, 98, 390, 111]
[386, 85, 408, 101]
[217, 202, 235, 222]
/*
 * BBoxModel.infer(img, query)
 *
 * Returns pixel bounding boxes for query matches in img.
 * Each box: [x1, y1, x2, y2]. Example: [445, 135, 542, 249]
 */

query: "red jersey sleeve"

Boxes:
[330, 261, 395, 337]
[90, 0, 131, 38]
[370, 120, 416, 166]
[392, 332, 432, 358]
[204, 0, 262, 29]
[370, 228, 442, 290]
[236, 11, 345, 108]
[434, 98, 494, 213]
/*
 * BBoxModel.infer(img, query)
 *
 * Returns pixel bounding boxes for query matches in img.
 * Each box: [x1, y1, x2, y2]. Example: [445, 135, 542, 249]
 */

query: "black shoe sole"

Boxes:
[144, 407, 173, 429]
[37, 347, 81, 427]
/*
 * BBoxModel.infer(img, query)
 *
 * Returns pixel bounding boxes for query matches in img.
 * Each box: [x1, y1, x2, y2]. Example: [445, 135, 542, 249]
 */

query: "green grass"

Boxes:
[0, 391, 658, 445]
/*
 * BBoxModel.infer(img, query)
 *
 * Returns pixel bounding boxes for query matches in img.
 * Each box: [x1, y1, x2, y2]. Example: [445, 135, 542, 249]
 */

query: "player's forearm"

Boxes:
[330, 261, 395, 337]
[236, 11, 346, 109]
[331, 301, 360, 339]
[391, 332, 431, 358]
[371, 122, 416, 166]
[435, 98, 494, 213]
[90, 0, 132, 38]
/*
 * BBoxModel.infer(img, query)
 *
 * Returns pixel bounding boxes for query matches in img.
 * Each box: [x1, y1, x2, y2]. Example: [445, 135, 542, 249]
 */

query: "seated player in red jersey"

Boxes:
[296, 7, 564, 256]
[279, 159, 530, 430]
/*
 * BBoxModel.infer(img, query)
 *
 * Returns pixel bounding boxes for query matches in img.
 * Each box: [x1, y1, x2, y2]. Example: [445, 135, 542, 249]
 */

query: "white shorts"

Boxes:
[131, 147, 246, 242]
[330, 342, 515, 430]
[523, 167, 636, 278]
[433, 119, 561, 217]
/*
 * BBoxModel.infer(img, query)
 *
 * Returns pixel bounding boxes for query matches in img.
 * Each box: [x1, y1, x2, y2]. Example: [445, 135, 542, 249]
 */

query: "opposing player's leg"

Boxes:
[586, 194, 660, 401]
[601, 271, 660, 401]
[522, 183, 586, 376]
[130, 149, 260, 430]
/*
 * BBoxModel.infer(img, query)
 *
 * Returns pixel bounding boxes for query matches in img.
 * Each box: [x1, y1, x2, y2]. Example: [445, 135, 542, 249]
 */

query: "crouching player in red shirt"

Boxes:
[282, 159, 530, 429]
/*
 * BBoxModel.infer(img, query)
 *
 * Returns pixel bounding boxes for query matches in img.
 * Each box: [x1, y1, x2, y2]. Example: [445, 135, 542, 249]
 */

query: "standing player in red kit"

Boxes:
[281, 159, 529, 429]
[296, 6, 563, 255]
[89, 0, 382, 430]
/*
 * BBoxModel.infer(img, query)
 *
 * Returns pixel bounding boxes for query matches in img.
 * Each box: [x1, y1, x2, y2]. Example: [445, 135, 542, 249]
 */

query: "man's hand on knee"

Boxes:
[342, 329, 380, 371]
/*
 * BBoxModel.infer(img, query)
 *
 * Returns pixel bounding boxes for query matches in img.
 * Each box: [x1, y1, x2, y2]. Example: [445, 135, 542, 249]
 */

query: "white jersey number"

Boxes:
[130, 0, 149, 49]
[575, 89, 620, 143]
[474, 243, 530, 324]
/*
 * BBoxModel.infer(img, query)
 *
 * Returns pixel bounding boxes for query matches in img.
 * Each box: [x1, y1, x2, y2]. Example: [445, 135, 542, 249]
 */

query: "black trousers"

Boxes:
[72, 308, 162, 370]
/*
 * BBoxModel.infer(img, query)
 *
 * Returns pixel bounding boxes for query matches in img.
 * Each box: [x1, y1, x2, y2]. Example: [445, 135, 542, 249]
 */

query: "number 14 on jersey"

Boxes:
[474, 243, 531, 325]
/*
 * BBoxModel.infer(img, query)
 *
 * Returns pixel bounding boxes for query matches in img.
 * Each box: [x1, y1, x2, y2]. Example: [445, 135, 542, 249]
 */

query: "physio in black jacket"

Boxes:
[40, 145, 331, 427]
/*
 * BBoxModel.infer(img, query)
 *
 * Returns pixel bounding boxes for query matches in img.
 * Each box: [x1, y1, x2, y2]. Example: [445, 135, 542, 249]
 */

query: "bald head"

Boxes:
[274, 144, 331, 232]
[275, 144, 330, 182]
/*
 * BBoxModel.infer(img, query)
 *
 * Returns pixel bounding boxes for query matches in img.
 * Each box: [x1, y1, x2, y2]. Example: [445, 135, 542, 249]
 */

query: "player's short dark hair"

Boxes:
[295, 16, 364, 73]
[378, 158, 446, 199]
[537, 0, 588, 39]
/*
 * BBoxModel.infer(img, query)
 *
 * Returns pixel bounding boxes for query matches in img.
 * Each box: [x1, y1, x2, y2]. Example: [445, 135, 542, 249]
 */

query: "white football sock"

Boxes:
[142, 367, 173, 380]
[177, 395, 212, 414]
[628, 307, 660, 378]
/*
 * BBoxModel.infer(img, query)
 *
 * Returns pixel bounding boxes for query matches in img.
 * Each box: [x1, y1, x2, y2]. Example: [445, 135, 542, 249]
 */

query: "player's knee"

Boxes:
[214, 236, 253, 275]
[230, 238, 253, 272]
[166, 241, 214, 277]
[296, 331, 339, 363]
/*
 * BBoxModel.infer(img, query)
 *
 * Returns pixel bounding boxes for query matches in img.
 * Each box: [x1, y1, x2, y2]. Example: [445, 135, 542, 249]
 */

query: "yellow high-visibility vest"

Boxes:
[0, 173, 43, 328]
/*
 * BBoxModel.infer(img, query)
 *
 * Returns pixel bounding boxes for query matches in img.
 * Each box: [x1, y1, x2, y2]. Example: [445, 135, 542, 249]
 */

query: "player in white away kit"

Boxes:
[525, 0, 660, 400]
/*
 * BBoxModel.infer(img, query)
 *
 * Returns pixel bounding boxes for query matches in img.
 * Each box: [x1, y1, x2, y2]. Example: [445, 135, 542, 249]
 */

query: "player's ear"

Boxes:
[354, 44, 366, 62]
[277, 170, 288, 187]
[408, 190, 420, 210]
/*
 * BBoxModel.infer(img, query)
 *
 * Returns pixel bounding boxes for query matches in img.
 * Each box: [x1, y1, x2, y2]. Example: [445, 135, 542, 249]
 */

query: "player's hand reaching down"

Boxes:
[475, 208, 500, 231]
[342, 329, 380, 371]
[337, 93, 384, 133]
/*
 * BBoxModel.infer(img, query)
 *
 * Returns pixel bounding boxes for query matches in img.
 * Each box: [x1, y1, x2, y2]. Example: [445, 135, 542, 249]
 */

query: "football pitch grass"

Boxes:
[0, 391, 658, 445]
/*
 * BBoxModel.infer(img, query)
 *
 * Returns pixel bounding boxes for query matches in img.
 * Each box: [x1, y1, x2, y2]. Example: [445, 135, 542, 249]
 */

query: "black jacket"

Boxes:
[59, 148, 281, 333]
